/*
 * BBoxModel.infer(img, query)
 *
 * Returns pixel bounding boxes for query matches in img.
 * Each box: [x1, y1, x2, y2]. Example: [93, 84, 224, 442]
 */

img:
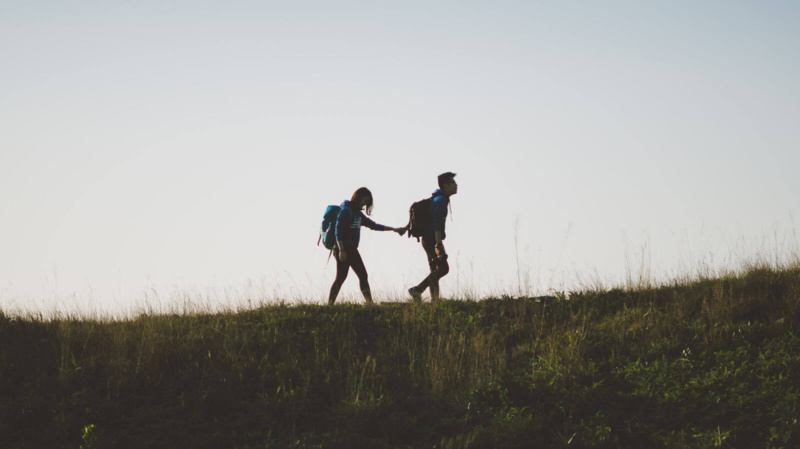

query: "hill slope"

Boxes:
[2, 267, 799, 448]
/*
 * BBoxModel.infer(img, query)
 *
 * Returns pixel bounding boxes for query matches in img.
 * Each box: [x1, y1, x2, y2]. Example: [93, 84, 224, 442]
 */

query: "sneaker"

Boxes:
[408, 287, 422, 303]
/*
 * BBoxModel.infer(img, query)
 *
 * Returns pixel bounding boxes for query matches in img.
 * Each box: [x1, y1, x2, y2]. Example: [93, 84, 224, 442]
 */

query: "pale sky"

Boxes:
[2, 1, 799, 316]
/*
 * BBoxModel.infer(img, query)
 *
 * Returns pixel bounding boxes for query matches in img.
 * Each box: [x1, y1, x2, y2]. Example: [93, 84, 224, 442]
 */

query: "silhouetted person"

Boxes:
[329, 187, 404, 305]
[408, 172, 458, 302]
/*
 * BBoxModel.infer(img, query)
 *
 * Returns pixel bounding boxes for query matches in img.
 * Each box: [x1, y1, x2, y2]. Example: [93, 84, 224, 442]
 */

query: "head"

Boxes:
[438, 172, 458, 196]
[351, 187, 374, 215]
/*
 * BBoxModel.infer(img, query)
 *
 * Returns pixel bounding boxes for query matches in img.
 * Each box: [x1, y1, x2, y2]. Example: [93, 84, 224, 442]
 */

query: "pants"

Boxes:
[329, 247, 372, 305]
[413, 238, 450, 301]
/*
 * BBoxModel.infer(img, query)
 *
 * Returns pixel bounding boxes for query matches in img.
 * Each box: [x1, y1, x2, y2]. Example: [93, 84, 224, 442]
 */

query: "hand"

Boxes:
[435, 245, 446, 259]
[394, 227, 406, 236]
[338, 249, 347, 263]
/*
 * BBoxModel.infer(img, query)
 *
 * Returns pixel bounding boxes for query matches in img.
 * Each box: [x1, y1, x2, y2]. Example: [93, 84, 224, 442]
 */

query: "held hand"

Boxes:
[394, 227, 407, 236]
[338, 249, 347, 263]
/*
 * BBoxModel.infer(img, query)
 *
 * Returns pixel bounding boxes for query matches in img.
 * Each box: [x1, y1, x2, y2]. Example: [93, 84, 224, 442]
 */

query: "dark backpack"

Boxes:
[318, 205, 340, 250]
[406, 194, 439, 241]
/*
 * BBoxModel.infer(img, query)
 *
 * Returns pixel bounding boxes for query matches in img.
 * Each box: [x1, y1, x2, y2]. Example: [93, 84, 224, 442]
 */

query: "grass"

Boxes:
[2, 263, 800, 448]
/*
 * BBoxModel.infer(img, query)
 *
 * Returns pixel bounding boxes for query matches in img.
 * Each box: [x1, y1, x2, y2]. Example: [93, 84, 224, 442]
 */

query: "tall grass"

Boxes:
[2, 257, 800, 448]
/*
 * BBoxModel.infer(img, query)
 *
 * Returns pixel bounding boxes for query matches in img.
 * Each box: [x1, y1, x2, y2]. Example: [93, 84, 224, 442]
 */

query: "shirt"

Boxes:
[335, 200, 391, 248]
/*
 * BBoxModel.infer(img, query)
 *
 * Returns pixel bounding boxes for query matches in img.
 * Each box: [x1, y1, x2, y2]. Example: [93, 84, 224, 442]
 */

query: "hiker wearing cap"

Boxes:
[329, 187, 405, 305]
[408, 172, 458, 302]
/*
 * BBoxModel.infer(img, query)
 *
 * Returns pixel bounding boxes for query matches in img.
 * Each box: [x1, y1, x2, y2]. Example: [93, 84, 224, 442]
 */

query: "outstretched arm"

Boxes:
[361, 214, 405, 235]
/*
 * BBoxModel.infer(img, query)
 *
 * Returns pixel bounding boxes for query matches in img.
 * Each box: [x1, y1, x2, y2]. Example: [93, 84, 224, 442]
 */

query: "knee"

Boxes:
[333, 273, 348, 286]
[431, 259, 449, 277]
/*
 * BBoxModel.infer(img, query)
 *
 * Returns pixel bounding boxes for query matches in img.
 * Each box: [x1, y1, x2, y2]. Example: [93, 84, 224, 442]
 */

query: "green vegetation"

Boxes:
[2, 266, 799, 448]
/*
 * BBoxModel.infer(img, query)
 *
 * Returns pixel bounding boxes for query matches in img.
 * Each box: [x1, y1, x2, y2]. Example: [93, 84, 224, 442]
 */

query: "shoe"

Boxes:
[408, 287, 422, 303]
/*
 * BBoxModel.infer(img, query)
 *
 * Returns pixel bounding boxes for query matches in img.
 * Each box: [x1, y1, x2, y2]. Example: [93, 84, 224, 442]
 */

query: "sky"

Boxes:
[2, 0, 799, 316]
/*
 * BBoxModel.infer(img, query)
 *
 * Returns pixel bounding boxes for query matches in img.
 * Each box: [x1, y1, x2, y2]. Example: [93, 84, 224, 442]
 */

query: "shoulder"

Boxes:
[337, 203, 352, 217]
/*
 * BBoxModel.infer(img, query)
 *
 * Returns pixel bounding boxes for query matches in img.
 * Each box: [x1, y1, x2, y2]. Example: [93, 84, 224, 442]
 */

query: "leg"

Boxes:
[410, 239, 438, 301]
[347, 248, 373, 304]
[429, 256, 450, 302]
[328, 249, 349, 305]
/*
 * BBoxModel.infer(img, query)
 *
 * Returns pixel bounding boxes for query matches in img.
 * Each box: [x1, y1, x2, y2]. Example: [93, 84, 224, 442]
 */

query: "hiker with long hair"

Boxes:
[408, 172, 458, 302]
[329, 187, 405, 305]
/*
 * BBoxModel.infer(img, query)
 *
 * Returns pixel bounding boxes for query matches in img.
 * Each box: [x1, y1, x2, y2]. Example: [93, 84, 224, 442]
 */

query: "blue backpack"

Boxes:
[318, 205, 340, 250]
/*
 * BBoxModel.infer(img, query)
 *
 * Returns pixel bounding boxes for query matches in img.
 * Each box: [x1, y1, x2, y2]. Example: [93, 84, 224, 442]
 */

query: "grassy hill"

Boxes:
[2, 266, 799, 448]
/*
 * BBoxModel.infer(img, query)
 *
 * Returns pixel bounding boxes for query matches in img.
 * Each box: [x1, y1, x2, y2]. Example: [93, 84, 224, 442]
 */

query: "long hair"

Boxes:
[351, 187, 374, 215]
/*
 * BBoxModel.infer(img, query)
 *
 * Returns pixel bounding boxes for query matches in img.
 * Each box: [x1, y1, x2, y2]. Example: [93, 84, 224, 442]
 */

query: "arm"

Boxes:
[337, 239, 347, 262]
[361, 214, 405, 234]
[431, 196, 448, 233]
[434, 231, 447, 258]
[335, 207, 351, 262]
[431, 196, 449, 256]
